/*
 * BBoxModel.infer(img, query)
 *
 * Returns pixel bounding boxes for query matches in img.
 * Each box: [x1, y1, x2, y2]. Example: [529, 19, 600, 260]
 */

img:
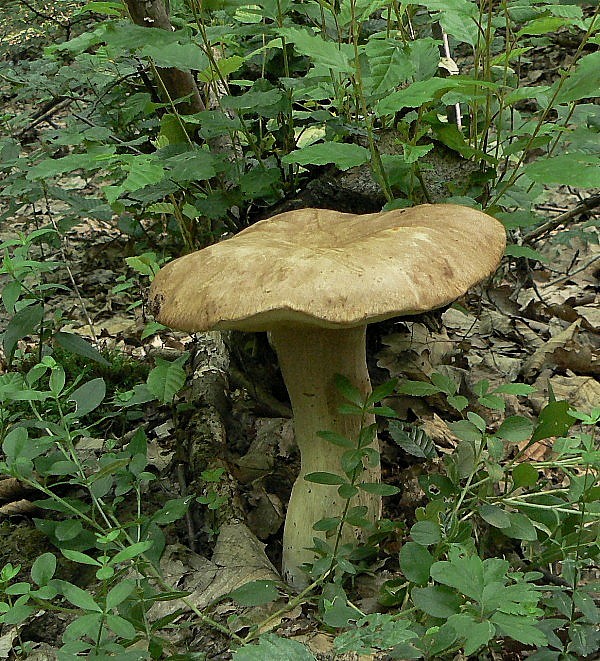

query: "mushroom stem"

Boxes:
[270, 325, 381, 589]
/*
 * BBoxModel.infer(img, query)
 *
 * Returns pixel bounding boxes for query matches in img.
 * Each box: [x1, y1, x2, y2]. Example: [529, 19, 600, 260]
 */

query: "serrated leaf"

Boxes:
[141, 42, 209, 71]
[524, 154, 600, 189]
[282, 142, 370, 171]
[233, 633, 316, 660]
[278, 27, 353, 73]
[146, 353, 188, 404]
[364, 38, 415, 97]
[389, 420, 437, 459]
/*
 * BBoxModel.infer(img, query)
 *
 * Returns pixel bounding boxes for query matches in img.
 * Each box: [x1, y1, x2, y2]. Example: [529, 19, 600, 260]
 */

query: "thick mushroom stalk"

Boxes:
[270, 325, 380, 589]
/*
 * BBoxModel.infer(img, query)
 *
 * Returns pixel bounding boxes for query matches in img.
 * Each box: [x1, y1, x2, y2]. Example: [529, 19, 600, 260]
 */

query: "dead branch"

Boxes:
[525, 193, 600, 243]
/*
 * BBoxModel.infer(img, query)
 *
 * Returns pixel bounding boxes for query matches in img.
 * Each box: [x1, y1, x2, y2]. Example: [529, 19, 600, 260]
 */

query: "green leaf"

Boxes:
[61, 550, 102, 567]
[531, 400, 575, 443]
[448, 614, 495, 656]
[3, 303, 44, 362]
[333, 374, 364, 406]
[61, 582, 102, 612]
[166, 151, 218, 183]
[491, 612, 547, 647]
[146, 353, 188, 404]
[554, 51, 600, 104]
[412, 585, 462, 618]
[410, 520, 441, 546]
[105, 613, 136, 639]
[282, 142, 370, 171]
[502, 512, 538, 541]
[430, 554, 484, 601]
[30, 553, 56, 587]
[105, 580, 135, 610]
[304, 472, 346, 485]
[399, 542, 434, 584]
[278, 27, 353, 73]
[448, 420, 482, 443]
[53, 332, 109, 366]
[524, 154, 600, 189]
[111, 540, 154, 564]
[26, 149, 115, 180]
[233, 633, 316, 660]
[367, 379, 398, 406]
[512, 462, 539, 488]
[150, 497, 191, 525]
[430, 372, 457, 396]
[141, 42, 209, 71]
[62, 612, 102, 641]
[317, 430, 354, 449]
[313, 516, 342, 531]
[68, 378, 106, 418]
[493, 384, 536, 396]
[479, 504, 511, 529]
[396, 381, 442, 396]
[504, 244, 549, 262]
[364, 38, 415, 97]
[358, 482, 400, 496]
[495, 416, 534, 442]
[229, 580, 280, 606]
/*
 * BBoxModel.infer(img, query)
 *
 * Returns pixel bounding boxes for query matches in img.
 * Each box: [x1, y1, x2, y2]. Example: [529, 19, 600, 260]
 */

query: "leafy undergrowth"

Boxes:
[0, 0, 599, 659]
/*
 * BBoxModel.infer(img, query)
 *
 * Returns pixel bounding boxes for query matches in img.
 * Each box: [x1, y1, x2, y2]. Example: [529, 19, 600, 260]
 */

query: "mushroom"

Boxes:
[149, 204, 506, 588]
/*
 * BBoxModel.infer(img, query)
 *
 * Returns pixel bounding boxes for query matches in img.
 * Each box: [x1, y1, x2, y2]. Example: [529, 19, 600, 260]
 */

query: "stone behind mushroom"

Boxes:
[149, 204, 506, 589]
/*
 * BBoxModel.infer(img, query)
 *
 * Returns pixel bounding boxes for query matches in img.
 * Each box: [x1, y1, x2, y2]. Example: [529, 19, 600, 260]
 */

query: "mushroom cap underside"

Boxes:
[149, 204, 506, 332]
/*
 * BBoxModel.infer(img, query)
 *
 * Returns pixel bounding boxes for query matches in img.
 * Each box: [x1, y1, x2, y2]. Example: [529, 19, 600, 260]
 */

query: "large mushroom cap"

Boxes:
[149, 204, 506, 331]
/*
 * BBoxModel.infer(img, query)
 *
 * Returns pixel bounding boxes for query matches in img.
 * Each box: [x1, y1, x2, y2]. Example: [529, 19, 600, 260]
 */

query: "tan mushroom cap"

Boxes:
[149, 204, 506, 332]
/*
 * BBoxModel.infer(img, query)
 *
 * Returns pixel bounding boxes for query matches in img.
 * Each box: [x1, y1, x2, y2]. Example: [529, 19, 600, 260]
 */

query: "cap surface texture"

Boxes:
[149, 204, 506, 331]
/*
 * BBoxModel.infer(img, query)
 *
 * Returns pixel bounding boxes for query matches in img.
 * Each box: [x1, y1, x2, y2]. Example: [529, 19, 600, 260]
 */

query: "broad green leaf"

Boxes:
[531, 400, 575, 443]
[366, 379, 398, 405]
[504, 244, 549, 263]
[395, 381, 441, 396]
[399, 541, 434, 584]
[30, 553, 56, 587]
[430, 372, 457, 396]
[431, 555, 484, 601]
[105, 613, 136, 639]
[278, 27, 353, 73]
[233, 633, 316, 660]
[376, 78, 455, 115]
[512, 462, 539, 488]
[68, 378, 106, 418]
[198, 55, 245, 82]
[26, 149, 115, 180]
[317, 430, 354, 449]
[53, 332, 109, 366]
[105, 580, 135, 610]
[554, 52, 600, 104]
[364, 38, 415, 97]
[448, 420, 482, 443]
[358, 482, 400, 496]
[412, 585, 461, 618]
[495, 416, 534, 442]
[146, 353, 188, 404]
[141, 42, 209, 71]
[524, 154, 600, 189]
[410, 520, 441, 546]
[3, 303, 44, 362]
[150, 497, 191, 525]
[313, 516, 342, 531]
[502, 512, 538, 541]
[491, 612, 547, 647]
[282, 142, 370, 171]
[479, 504, 511, 528]
[304, 472, 346, 485]
[447, 614, 495, 656]
[62, 612, 102, 641]
[111, 540, 154, 564]
[61, 582, 102, 612]
[229, 580, 280, 606]
[493, 384, 536, 396]
[61, 549, 102, 567]
[166, 151, 218, 183]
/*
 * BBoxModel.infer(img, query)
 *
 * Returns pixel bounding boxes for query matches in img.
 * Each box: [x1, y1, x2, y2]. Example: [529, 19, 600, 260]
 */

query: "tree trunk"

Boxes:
[124, 0, 205, 115]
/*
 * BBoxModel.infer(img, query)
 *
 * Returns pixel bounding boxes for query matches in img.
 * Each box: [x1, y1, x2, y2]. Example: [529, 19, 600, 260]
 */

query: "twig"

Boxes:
[545, 254, 600, 287]
[524, 193, 600, 243]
